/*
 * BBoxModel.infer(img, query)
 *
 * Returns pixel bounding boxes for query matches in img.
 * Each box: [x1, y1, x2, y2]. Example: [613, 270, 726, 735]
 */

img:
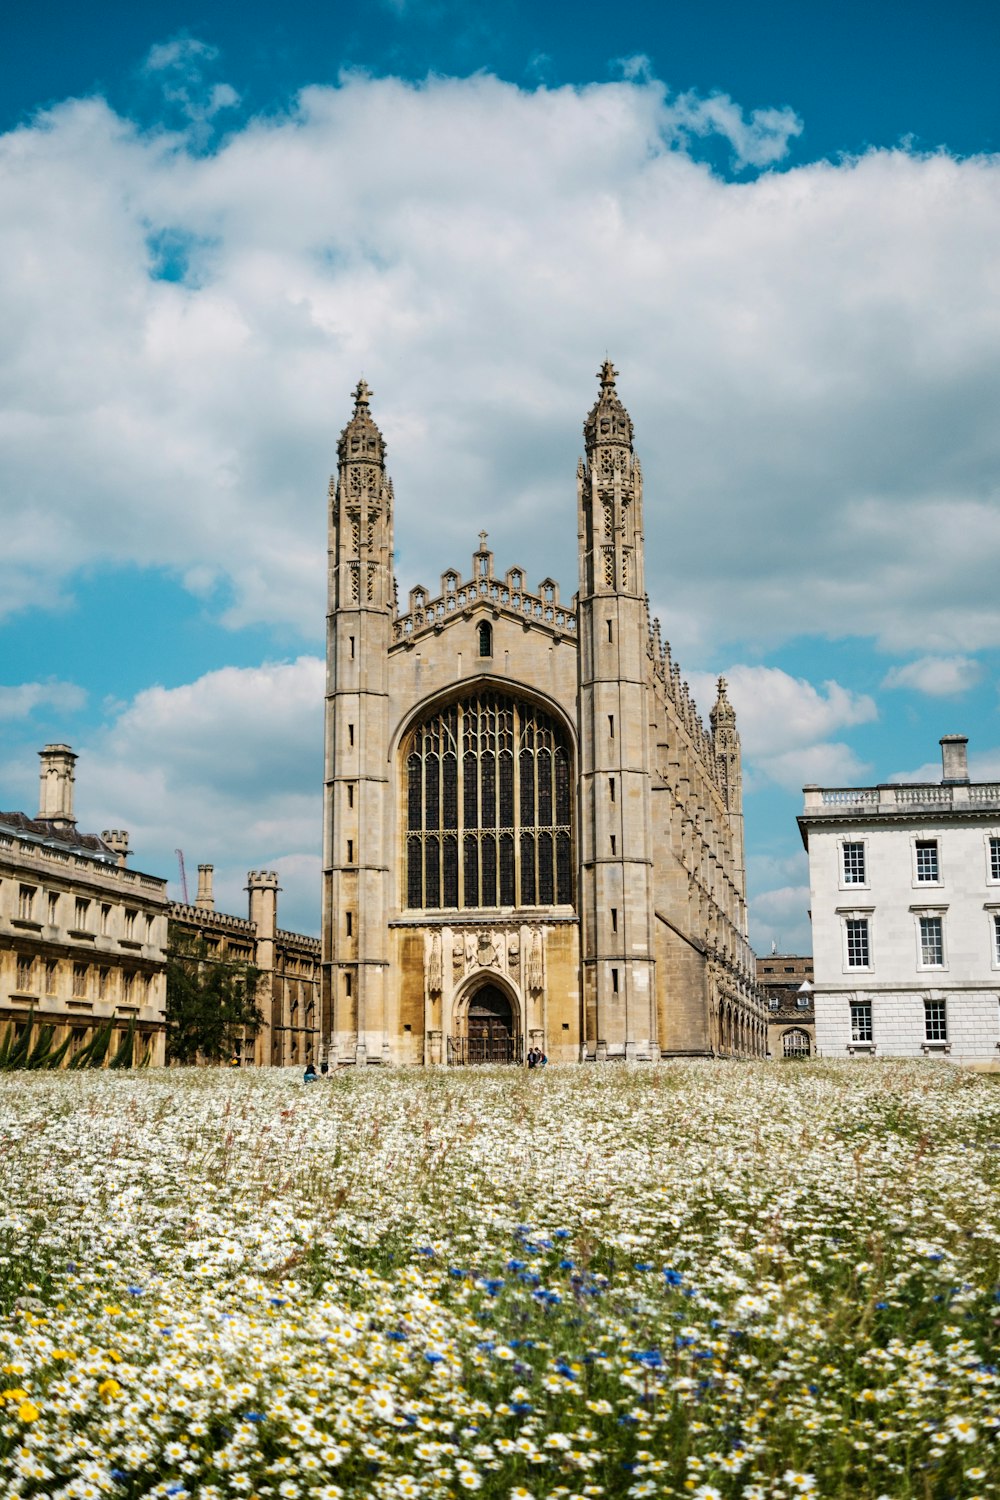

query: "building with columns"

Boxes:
[322, 364, 762, 1065]
[0, 745, 170, 1063]
[169, 864, 321, 1066]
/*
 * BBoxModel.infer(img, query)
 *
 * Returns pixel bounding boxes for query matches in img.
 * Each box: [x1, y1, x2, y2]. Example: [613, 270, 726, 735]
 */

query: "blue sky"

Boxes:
[2, 0, 999, 944]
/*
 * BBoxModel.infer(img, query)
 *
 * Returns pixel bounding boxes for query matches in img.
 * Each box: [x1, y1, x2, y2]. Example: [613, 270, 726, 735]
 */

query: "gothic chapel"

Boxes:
[322, 364, 762, 1064]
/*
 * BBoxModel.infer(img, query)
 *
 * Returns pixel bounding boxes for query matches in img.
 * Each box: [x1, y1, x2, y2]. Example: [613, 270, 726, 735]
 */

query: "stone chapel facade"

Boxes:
[322, 364, 762, 1065]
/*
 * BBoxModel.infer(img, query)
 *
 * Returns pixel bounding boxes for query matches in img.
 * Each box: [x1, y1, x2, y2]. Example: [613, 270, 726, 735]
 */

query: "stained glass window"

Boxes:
[404, 691, 574, 910]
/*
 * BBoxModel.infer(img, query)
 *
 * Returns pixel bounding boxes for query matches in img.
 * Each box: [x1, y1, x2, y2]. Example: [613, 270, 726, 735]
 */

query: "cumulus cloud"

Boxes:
[882, 654, 982, 696]
[667, 88, 803, 168]
[140, 35, 240, 140]
[687, 665, 875, 789]
[1, 61, 999, 662]
[748, 884, 812, 957]
[0, 679, 87, 722]
[77, 658, 324, 933]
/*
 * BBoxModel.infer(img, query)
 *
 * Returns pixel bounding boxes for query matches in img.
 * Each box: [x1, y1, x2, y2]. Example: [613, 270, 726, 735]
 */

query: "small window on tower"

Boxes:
[478, 621, 492, 658]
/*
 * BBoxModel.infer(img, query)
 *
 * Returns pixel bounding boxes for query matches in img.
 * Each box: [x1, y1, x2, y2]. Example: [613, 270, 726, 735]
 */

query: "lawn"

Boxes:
[0, 1061, 997, 1499]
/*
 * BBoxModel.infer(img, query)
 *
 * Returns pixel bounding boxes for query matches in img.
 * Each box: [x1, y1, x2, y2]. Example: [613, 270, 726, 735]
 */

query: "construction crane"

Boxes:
[175, 848, 189, 904]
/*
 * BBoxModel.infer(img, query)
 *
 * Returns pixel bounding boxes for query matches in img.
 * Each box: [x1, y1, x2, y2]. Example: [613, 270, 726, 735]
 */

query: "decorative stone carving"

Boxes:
[525, 926, 544, 993]
[424, 930, 443, 997]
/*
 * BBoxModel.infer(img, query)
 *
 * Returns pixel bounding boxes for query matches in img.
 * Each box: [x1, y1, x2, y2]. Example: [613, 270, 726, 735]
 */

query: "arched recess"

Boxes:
[782, 1027, 811, 1058]
[449, 971, 523, 1065]
[397, 681, 577, 914]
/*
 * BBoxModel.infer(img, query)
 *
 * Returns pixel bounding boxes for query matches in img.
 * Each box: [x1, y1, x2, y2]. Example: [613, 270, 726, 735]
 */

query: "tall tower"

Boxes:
[710, 677, 748, 937]
[576, 362, 657, 1059]
[322, 379, 395, 1064]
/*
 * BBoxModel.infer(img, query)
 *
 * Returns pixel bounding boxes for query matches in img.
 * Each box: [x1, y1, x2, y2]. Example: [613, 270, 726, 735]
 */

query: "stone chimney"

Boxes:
[102, 830, 131, 867]
[195, 864, 215, 911]
[940, 734, 970, 784]
[38, 744, 77, 827]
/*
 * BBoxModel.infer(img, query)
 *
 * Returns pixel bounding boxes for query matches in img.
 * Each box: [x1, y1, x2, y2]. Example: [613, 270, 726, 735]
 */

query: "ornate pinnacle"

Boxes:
[711, 676, 737, 726]
[597, 358, 618, 390]
[353, 377, 373, 411]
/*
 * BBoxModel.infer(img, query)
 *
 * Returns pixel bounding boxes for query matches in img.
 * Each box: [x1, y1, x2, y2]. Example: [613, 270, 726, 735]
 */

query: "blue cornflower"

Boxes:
[507, 1258, 526, 1271]
[424, 1351, 444, 1364]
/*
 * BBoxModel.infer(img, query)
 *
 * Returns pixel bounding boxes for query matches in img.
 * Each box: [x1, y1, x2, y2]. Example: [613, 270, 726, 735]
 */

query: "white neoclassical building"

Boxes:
[800, 735, 1000, 1066]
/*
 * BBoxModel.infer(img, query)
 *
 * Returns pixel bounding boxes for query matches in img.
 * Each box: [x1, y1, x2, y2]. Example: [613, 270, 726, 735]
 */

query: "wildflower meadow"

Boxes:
[0, 1061, 997, 1500]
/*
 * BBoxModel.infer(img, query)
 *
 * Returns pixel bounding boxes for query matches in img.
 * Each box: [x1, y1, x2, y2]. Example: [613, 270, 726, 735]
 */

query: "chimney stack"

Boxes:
[940, 734, 970, 784]
[195, 864, 215, 911]
[102, 830, 131, 868]
[38, 744, 77, 827]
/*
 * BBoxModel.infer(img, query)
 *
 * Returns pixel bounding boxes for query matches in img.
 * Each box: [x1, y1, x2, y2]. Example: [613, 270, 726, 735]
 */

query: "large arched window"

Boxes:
[404, 691, 573, 910]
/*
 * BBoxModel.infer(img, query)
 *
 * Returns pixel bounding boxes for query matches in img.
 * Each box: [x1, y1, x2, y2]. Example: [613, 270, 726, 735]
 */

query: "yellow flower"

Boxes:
[51, 1351, 73, 1361]
[98, 1378, 122, 1402]
[17, 1401, 41, 1422]
[104, 1306, 122, 1316]
[2, 1388, 29, 1402]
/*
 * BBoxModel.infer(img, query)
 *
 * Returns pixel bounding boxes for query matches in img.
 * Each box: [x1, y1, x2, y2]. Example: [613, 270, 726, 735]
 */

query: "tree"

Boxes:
[165, 935, 262, 1065]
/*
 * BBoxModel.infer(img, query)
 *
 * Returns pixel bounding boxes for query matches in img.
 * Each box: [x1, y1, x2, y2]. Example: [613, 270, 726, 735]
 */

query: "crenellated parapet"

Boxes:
[392, 538, 576, 646]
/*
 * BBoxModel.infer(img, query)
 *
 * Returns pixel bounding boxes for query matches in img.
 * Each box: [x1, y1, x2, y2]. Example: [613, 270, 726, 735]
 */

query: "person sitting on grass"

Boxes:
[304, 1060, 317, 1083]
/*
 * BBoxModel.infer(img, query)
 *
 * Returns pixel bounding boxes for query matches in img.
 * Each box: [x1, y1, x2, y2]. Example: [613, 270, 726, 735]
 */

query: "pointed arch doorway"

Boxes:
[451, 981, 523, 1065]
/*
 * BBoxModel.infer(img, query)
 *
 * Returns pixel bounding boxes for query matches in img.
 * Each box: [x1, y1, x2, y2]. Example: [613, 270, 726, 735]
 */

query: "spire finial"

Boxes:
[353, 377, 373, 411]
[598, 358, 618, 390]
[478, 530, 489, 551]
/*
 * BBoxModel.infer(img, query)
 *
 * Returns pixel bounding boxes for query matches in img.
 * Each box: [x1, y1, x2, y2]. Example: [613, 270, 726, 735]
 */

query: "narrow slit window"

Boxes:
[607, 619, 613, 642]
[611, 967, 619, 995]
[611, 907, 618, 933]
[609, 777, 616, 802]
[610, 835, 616, 855]
[346, 912, 353, 936]
[478, 621, 492, 657]
[345, 973, 352, 997]
[348, 723, 355, 747]
[349, 636, 356, 659]
[347, 783, 355, 808]
[608, 714, 615, 739]
[347, 839, 354, 863]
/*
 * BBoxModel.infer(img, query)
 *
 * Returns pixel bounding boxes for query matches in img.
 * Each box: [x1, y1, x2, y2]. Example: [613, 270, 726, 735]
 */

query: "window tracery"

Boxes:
[405, 692, 573, 911]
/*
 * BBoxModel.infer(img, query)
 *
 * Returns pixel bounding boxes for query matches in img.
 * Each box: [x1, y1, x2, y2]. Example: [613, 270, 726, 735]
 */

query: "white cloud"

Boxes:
[77, 658, 324, 933]
[668, 89, 803, 168]
[141, 35, 241, 138]
[748, 884, 812, 957]
[0, 680, 87, 721]
[882, 654, 982, 696]
[1, 63, 999, 661]
[686, 665, 875, 789]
